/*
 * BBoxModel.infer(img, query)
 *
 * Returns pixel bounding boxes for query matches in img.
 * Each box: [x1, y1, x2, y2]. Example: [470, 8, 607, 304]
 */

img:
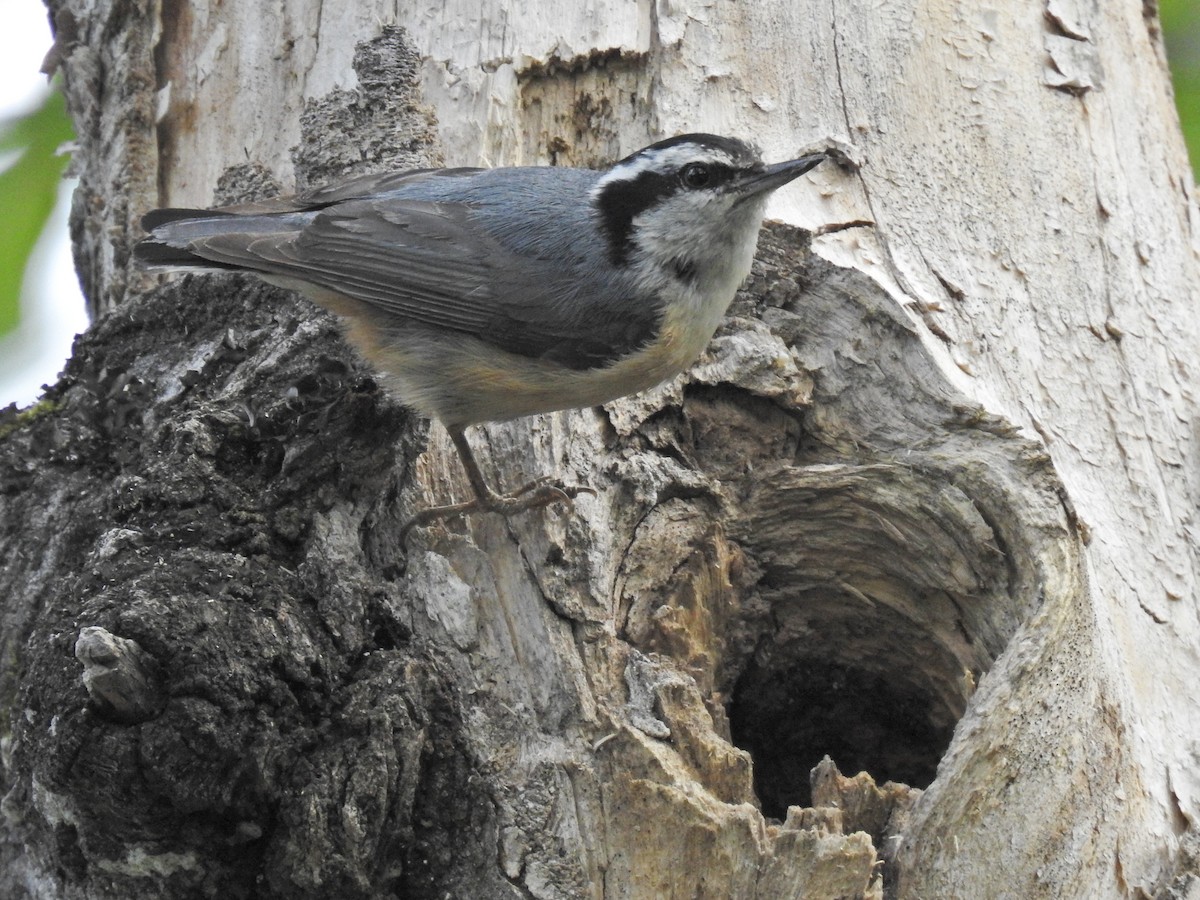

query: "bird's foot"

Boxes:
[401, 479, 595, 539]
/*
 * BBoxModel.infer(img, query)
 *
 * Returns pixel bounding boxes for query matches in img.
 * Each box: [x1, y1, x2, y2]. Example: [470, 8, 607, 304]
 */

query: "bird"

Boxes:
[134, 134, 828, 532]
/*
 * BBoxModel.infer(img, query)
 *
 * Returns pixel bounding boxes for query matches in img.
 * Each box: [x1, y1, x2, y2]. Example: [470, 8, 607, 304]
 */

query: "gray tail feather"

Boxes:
[134, 208, 241, 269]
[140, 207, 237, 231]
[132, 238, 240, 270]
[134, 208, 310, 270]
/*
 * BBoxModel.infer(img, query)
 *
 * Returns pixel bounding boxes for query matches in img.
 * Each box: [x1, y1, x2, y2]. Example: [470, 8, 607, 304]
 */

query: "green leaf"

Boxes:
[0, 87, 75, 338]
[1161, 0, 1200, 172]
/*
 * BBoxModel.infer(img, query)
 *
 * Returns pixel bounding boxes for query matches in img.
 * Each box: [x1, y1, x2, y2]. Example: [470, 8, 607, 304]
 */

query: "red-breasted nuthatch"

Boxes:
[136, 134, 828, 530]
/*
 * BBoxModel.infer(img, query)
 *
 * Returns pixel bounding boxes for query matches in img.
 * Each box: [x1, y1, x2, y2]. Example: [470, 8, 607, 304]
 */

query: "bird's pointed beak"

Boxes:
[733, 152, 827, 201]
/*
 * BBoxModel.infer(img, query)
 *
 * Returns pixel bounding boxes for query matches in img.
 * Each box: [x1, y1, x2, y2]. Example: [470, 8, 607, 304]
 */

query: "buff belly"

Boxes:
[364, 305, 712, 428]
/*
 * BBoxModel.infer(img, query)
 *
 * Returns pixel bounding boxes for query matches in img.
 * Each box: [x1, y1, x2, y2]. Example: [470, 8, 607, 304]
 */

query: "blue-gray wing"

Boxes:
[138, 194, 660, 370]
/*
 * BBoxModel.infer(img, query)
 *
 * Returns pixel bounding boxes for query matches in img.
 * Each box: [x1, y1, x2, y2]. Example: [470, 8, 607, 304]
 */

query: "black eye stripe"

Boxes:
[595, 163, 738, 263]
[594, 170, 677, 264]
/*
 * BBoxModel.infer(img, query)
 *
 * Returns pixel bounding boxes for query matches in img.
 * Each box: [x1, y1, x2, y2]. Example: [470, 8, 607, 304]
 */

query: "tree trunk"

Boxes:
[3, 1, 1198, 898]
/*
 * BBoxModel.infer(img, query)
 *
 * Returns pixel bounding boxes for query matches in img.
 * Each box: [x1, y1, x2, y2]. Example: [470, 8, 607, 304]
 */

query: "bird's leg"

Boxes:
[447, 427, 596, 514]
[401, 426, 594, 537]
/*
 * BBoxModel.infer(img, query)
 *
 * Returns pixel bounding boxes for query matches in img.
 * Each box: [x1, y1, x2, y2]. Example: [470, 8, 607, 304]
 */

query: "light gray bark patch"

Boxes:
[294, 25, 442, 190]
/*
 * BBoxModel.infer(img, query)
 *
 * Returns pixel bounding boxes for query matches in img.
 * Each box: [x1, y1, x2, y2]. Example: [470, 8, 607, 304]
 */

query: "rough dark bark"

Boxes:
[1, 278, 432, 897]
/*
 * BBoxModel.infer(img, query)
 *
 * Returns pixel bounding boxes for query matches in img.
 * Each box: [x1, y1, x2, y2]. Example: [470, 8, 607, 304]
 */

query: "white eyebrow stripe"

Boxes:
[589, 145, 739, 201]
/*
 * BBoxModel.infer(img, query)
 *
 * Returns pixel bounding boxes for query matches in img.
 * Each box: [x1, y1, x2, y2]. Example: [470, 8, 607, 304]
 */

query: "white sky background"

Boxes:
[0, 3, 88, 407]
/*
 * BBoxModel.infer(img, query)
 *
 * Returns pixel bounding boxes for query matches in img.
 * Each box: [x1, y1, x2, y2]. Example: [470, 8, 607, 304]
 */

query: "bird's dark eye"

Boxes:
[680, 163, 711, 189]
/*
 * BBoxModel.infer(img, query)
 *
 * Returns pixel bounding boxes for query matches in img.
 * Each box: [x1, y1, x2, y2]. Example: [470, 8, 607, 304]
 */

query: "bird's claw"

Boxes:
[401, 480, 594, 540]
[510, 475, 596, 501]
